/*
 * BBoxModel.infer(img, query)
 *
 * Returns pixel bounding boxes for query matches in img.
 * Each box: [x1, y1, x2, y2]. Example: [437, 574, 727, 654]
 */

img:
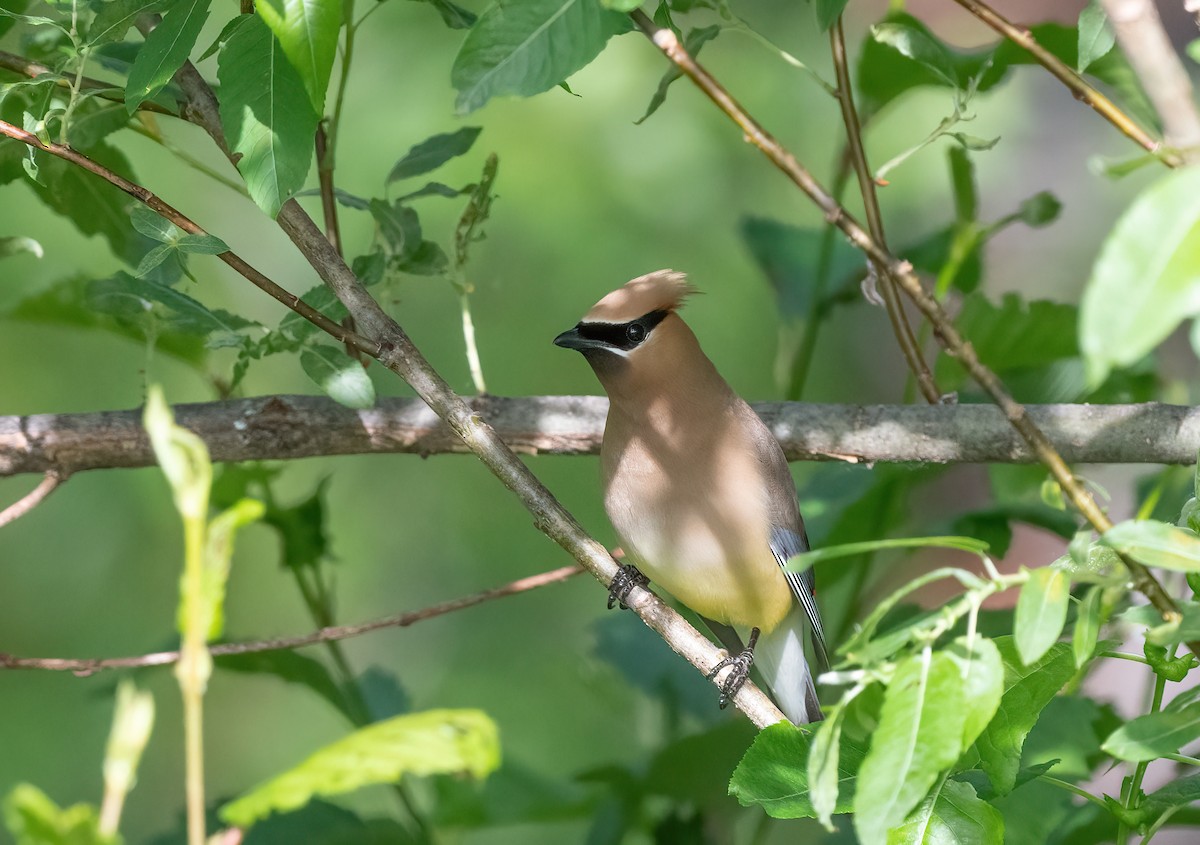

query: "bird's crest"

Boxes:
[584, 269, 698, 323]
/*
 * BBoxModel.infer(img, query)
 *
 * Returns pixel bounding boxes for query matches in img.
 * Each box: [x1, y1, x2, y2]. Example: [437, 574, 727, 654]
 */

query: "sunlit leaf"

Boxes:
[944, 636, 1003, 749]
[2, 784, 109, 845]
[729, 721, 865, 818]
[300, 344, 376, 409]
[197, 498, 264, 640]
[218, 14, 320, 217]
[1080, 166, 1200, 385]
[102, 682, 155, 814]
[974, 639, 1074, 796]
[887, 778, 1003, 844]
[0, 235, 42, 259]
[1014, 567, 1070, 665]
[143, 384, 211, 520]
[1077, 0, 1114, 73]
[257, 0, 343, 113]
[220, 709, 500, 827]
[1073, 587, 1103, 668]
[854, 651, 966, 844]
[1102, 519, 1200, 572]
[1102, 703, 1200, 762]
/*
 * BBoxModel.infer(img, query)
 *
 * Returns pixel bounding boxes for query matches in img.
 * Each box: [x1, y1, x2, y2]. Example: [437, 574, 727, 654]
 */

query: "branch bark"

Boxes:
[1101, 0, 1200, 162]
[4, 396, 1200, 477]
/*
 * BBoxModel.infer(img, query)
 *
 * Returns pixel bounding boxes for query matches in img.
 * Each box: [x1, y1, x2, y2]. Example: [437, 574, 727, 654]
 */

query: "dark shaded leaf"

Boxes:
[125, 0, 210, 114]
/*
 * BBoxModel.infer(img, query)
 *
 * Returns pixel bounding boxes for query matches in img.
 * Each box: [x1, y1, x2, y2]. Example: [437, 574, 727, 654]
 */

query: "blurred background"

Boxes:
[2, 0, 1198, 841]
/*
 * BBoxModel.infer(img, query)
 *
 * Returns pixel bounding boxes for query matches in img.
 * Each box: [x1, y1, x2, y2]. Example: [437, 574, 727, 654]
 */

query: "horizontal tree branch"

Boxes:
[0, 564, 585, 674]
[2, 396, 1198, 477]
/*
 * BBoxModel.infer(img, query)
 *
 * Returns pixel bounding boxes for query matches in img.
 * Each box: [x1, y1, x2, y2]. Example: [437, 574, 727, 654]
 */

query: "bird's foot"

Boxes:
[706, 627, 761, 709]
[607, 563, 648, 610]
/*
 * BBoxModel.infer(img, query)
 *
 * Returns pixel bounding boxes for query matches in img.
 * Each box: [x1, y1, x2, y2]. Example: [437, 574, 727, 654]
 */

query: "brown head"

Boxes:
[554, 270, 715, 400]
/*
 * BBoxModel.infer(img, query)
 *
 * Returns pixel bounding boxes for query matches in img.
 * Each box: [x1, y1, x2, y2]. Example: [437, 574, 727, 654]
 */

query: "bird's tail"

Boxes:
[754, 605, 824, 724]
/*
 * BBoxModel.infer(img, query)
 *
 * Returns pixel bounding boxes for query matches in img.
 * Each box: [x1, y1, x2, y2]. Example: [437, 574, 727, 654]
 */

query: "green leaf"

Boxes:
[257, 0, 343, 113]
[644, 720, 758, 804]
[0, 235, 42, 259]
[197, 498, 264, 640]
[600, 0, 640, 11]
[218, 14, 320, 217]
[1138, 775, 1200, 832]
[220, 709, 500, 827]
[808, 704, 849, 830]
[974, 639, 1075, 796]
[934, 292, 1081, 399]
[887, 778, 1003, 845]
[3, 784, 109, 845]
[740, 216, 864, 319]
[30, 142, 155, 268]
[729, 721, 866, 818]
[89, 272, 256, 337]
[635, 24, 720, 124]
[1073, 586, 1103, 668]
[89, 0, 170, 47]
[216, 650, 354, 721]
[944, 637, 1004, 749]
[870, 20, 960, 88]
[1077, 0, 1114, 73]
[411, 0, 477, 29]
[135, 242, 176, 277]
[125, 0, 211, 114]
[1080, 166, 1200, 385]
[369, 199, 422, 259]
[387, 126, 482, 183]
[300, 345, 376, 409]
[812, 0, 849, 32]
[854, 651, 967, 845]
[1014, 566, 1070, 665]
[130, 204, 179, 242]
[451, 0, 631, 114]
[198, 13, 252, 61]
[1122, 600, 1200, 645]
[66, 100, 134, 149]
[1102, 703, 1200, 762]
[176, 233, 228, 254]
[1017, 191, 1062, 227]
[1102, 519, 1200, 572]
[144, 385, 211, 521]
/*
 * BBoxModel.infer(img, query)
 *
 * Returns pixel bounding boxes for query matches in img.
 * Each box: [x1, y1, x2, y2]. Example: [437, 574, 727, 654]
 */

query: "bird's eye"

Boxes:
[626, 322, 647, 344]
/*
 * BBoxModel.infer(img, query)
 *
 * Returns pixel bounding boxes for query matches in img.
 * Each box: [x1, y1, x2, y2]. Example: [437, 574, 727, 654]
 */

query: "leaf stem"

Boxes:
[1039, 774, 1110, 809]
[179, 515, 208, 845]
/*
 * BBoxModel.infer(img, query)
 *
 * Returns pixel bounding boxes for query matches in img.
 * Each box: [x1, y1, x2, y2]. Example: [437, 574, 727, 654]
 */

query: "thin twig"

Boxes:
[1101, 0, 1200, 162]
[8, 397, 1200, 476]
[0, 565, 586, 674]
[829, 16, 940, 404]
[948, 0, 1180, 167]
[0, 118, 380, 359]
[0, 471, 64, 527]
[628, 10, 1190, 650]
[313, 122, 342, 254]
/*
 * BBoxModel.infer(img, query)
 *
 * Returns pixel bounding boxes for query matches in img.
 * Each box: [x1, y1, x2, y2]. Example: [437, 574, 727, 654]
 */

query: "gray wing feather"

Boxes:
[770, 526, 830, 673]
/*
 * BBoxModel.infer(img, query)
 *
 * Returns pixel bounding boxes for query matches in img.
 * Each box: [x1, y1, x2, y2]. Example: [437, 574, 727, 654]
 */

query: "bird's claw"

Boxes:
[706, 627, 760, 709]
[607, 563, 648, 610]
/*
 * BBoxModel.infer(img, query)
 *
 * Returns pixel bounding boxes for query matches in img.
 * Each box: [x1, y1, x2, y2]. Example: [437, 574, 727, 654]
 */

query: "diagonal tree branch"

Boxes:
[628, 10, 1189, 646]
[5, 396, 1200, 477]
[0, 470, 65, 527]
[0, 565, 585, 674]
[1101, 0, 1200, 162]
[828, 15, 940, 404]
[948, 0, 1180, 166]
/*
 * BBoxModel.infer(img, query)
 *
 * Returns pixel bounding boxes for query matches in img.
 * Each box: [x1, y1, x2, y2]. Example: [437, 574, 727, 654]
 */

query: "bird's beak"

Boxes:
[554, 325, 592, 351]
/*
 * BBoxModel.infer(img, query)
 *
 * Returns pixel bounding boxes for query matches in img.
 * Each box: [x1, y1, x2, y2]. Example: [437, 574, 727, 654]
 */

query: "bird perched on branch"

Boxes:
[554, 270, 828, 724]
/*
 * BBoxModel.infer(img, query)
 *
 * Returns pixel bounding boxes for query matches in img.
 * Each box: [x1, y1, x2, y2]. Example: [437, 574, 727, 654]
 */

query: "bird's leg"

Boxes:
[706, 627, 760, 709]
[607, 563, 649, 610]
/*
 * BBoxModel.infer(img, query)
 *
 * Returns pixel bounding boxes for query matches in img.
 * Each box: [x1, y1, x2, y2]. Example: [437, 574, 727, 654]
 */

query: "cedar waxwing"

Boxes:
[554, 270, 828, 724]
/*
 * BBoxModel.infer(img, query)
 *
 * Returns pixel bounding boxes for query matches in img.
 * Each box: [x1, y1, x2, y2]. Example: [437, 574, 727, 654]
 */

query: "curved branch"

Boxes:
[0, 471, 65, 526]
[4, 396, 1200, 476]
[0, 565, 585, 674]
